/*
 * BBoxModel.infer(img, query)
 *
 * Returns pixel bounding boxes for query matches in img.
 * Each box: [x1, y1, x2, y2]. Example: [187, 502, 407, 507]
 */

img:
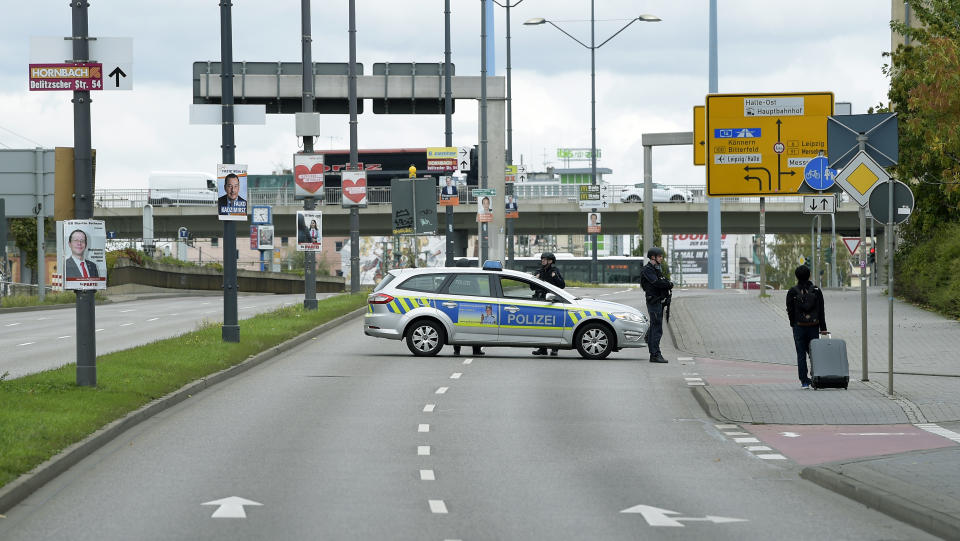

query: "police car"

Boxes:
[364, 261, 649, 360]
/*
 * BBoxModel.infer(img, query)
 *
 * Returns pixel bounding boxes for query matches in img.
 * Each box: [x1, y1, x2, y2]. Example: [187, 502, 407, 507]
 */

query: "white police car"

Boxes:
[364, 261, 649, 360]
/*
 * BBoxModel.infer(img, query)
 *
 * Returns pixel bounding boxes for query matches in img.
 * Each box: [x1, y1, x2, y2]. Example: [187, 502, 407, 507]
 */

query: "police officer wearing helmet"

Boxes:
[532, 252, 565, 356]
[640, 246, 672, 363]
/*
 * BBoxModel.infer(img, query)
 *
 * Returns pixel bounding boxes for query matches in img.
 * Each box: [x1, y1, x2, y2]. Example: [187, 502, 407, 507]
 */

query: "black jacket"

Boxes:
[786, 280, 827, 331]
[534, 263, 565, 289]
[640, 262, 672, 303]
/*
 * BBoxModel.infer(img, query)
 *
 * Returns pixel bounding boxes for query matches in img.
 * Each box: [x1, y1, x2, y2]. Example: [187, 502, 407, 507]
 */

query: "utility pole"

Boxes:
[301, 0, 318, 310]
[220, 0, 240, 342]
[348, 0, 360, 291]
[72, 0, 96, 385]
[444, 0, 455, 266]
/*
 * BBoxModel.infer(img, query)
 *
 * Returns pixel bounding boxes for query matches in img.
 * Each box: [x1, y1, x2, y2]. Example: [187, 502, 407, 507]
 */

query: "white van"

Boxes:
[147, 171, 217, 206]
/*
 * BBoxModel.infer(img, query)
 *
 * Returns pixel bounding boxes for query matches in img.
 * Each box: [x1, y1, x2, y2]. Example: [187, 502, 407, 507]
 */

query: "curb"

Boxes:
[689, 384, 729, 423]
[0, 306, 366, 514]
[800, 464, 960, 541]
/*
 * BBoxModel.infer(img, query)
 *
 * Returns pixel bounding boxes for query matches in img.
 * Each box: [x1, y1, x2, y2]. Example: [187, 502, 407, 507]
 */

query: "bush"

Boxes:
[896, 222, 960, 319]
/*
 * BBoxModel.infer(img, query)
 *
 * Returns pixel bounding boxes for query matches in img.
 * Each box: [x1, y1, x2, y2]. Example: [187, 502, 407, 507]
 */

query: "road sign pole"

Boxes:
[887, 173, 894, 396]
[301, 0, 318, 310]
[707, 0, 722, 289]
[72, 0, 97, 386]
[220, 0, 240, 343]
[830, 213, 837, 288]
[759, 197, 766, 294]
[349, 0, 360, 292]
[480, 0, 489, 263]
[859, 206, 868, 381]
[444, 0, 455, 266]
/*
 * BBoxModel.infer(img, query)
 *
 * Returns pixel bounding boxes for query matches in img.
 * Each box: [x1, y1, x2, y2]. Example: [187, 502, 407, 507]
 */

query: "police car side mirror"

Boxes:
[545, 292, 559, 303]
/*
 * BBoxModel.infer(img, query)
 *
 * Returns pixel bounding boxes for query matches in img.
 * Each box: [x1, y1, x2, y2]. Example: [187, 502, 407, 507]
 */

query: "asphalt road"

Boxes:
[0, 293, 332, 379]
[0, 288, 936, 540]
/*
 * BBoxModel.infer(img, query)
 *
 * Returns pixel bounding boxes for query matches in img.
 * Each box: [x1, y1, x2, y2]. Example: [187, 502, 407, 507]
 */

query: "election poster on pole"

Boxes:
[62, 219, 106, 290]
[217, 164, 248, 220]
[297, 210, 323, 252]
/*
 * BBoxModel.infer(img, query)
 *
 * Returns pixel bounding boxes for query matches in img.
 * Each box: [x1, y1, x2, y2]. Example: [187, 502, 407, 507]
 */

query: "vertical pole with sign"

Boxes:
[443, 1, 455, 266]
[72, 0, 97, 386]
[348, 0, 360, 292]
[300, 0, 318, 310]
[220, 1, 240, 343]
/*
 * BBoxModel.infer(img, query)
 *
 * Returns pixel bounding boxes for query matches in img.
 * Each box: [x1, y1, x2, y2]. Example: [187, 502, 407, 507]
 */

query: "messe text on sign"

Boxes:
[706, 92, 833, 196]
[29, 63, 103, 91]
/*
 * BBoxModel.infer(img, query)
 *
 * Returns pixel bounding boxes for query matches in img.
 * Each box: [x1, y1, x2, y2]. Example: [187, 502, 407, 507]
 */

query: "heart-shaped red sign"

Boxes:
[342, 176, 367, 204]
[294, 162, 325, 194]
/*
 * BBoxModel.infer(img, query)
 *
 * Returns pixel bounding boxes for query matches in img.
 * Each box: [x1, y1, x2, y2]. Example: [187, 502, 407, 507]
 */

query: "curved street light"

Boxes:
[526, 8, 660, 281]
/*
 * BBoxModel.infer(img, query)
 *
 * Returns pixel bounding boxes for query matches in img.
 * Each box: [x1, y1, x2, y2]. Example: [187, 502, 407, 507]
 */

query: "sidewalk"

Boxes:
[670, 287, 960, 539]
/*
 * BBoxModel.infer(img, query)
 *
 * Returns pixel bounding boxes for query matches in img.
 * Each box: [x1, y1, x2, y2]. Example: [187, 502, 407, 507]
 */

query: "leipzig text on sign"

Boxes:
[706, 92, 834, 196]
[29, 63, 102, 91]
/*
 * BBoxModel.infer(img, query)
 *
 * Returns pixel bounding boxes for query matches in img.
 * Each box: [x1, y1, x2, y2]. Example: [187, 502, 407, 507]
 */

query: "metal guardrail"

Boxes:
[93, 184, 849, 209]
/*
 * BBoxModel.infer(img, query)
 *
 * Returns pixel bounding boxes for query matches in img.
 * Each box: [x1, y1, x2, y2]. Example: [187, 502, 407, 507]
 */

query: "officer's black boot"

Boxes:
[532, 348, 547, 356]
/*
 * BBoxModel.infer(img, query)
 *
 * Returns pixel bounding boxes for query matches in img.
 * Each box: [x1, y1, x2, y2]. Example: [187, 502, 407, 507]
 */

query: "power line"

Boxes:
[0, 125, 45, 147]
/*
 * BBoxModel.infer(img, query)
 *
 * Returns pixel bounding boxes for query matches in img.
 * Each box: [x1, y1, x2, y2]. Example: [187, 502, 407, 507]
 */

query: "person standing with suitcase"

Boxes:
[786, 264, 828, 389]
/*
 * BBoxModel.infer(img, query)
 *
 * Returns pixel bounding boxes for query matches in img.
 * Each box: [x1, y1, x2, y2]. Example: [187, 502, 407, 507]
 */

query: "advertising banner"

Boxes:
[297, 210, 323, 252]
[294, 153, 325, 200]
[439, 176, 459, 206]
[62, 219, 106, 290]
[671, 234, 734, 284]
[587, 212, 601, 234]
[341, 170, 368, 207]
[249, 226, 258, 250]
[256, 225, 274, 250]
[217, 164, 248, 220]
[505, 194, 519, 219]
[29, 63, 103, 91]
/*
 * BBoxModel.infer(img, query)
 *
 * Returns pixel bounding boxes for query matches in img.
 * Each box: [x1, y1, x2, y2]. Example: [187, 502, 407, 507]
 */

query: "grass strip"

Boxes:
[0, 291, 108, 308]
[0, 291, 368, 490]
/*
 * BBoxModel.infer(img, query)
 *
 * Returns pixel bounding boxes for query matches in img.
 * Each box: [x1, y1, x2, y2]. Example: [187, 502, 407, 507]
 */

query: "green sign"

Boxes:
[471, 188, 496, 196]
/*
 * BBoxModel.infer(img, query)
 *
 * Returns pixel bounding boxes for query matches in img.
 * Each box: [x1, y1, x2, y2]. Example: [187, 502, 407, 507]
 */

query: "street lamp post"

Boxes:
[493, 0, 523, 264]
[526, 7, 659, 282]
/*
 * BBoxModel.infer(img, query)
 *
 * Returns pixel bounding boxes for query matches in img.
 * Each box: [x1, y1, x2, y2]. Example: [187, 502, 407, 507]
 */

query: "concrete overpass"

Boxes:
[94, 188, 865, 240]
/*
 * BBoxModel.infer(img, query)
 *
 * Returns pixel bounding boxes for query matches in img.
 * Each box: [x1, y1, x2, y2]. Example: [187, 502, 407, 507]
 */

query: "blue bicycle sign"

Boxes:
[803, 156, 837, 191]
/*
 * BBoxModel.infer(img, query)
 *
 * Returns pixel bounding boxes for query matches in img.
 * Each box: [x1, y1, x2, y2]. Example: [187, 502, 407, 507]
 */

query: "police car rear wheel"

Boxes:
[406, 320, 445, 356]
[575, 323, 613, 360]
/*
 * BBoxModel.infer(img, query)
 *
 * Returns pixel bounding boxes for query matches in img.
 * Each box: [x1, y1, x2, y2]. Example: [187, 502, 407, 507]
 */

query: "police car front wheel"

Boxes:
[575, 323, 614, 360]
[406, 319, 445, 356]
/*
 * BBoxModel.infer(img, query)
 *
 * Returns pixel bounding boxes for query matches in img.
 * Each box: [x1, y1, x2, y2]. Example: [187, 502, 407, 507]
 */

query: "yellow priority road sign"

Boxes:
[706, 92, 833, 196]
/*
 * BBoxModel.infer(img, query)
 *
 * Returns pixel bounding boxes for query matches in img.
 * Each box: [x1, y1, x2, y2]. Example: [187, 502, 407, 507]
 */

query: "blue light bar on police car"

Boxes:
[482, 260, 503, 271]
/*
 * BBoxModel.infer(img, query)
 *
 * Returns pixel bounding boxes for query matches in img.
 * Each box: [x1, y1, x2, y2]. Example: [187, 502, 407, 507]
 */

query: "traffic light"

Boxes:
[868, 247, 876, 265]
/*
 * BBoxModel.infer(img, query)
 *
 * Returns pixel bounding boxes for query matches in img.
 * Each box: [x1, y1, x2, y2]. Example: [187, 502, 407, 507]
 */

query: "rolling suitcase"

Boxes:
[809, 335, 849, 390]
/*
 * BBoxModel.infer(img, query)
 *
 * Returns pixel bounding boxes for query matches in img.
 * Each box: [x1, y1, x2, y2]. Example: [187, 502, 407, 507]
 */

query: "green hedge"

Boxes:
[896, 222, 960, 319]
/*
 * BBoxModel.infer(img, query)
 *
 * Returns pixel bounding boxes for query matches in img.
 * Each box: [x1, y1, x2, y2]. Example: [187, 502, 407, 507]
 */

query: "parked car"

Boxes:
[364, 261, 649, 360]
[619, 182, 693, 203]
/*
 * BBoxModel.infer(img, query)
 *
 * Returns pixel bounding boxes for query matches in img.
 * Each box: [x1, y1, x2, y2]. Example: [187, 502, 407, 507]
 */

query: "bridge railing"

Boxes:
[93, 184, 846, 209]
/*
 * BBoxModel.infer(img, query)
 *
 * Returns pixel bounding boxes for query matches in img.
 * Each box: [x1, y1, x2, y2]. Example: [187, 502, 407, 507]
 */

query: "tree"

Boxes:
[888, 1, 960, 246]
[10, 218, 56, 282]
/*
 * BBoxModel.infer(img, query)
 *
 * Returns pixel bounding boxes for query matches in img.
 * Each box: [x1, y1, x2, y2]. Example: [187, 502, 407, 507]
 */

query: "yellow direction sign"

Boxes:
[693, 105, 705, 166]
[706, 92, 833, 196]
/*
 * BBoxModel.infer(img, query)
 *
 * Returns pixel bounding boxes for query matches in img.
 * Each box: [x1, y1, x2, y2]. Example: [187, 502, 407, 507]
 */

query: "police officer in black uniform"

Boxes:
[532, 252, 565, 356]
[640, 246, 672, 363]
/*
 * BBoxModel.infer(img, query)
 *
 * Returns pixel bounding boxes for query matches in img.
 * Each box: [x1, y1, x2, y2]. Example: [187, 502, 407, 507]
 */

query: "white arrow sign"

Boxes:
[457, 146, 471, 172]
[202, 496, 263, 518]
[621, 505, 748, 527]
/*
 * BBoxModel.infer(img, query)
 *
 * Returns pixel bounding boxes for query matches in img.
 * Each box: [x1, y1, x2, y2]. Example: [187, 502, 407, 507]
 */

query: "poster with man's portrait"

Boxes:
[297, 210, 323, 252]
[476, 196, 493, 223]
[217, 164, 248, 221]
[439, 176, 459, 206]
[587, 212, 602, 234]
[62, 219, 106, 290]
[505, 194, 519, 219]
[257, 225, 275, 250]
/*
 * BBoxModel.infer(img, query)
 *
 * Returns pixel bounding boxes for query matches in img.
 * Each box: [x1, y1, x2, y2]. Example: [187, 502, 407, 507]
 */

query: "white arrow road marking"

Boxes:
[621, 505, 748, 527]
[202, 496, 263, 518]
[781, 432, 801, 438]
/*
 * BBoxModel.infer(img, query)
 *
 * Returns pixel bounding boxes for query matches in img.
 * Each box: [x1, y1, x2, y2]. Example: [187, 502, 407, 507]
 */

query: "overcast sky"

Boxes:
[2, 1, 893, 189]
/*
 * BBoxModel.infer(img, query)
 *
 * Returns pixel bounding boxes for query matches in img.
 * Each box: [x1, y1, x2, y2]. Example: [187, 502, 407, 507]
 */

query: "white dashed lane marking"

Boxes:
[450, 373, 462, 379]
[717, 424, 789, 461]
[120, 323, 134, 327]
[428, 500, 448, 514]
[435, 387, 448, 394]
[715, 424, 738, 429]
[418, 424, 430, 433]
[746, 446, 772, 452]
[463, 359, 473, 365]
[734, 437, 760, 443]
[95, 328, 104, 332]
[147, 317, 159, 322]
[57, 335, 70, 339]
[915, 423, 960, 443]
[418, 446, 431, 456]
[16, 342, 35, 347]
[423, 404, 436, 413]
[5, 323, 21, 327]
[120, 309, 135, 313]
[420, 470, 436, 481]
[757, 454, 787, 460]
